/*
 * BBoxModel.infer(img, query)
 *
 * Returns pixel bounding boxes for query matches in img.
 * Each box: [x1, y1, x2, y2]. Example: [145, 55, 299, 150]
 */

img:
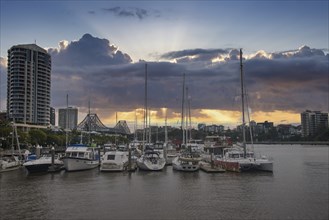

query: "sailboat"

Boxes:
[172, 73, 201, 172]
[0, 123, 22, 172]
[136, 63, 166, 171]
[215, 49, 273, 172]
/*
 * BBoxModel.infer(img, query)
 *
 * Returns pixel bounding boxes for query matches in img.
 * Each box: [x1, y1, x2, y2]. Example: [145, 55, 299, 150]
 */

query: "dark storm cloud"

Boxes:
[102, 7, 159, 20]
[46, 34, 328, 122]
[243, 50, 328, 113]
[161, 49, 229, 59]
[48, 34, 132, 67]
[161, 48, 231, 63]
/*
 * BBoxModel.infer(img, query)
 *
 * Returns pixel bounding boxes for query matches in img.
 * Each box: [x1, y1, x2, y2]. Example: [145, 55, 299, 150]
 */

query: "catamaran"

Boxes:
[215, 49, 273, 172]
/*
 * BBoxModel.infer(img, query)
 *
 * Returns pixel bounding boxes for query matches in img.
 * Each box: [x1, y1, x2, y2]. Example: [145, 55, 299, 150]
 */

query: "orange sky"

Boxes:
[82, 108, 301, 130]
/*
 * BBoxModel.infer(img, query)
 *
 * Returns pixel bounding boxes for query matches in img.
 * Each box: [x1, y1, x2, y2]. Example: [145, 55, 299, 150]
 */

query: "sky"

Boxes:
[0, 0, 328, 130]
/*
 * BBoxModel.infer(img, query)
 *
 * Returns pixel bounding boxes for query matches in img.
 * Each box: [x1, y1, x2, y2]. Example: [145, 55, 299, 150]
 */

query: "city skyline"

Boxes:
[0, 1, 328, 128]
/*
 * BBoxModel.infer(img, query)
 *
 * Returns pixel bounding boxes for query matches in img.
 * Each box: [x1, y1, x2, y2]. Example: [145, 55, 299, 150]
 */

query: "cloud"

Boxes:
[160, 48, 231, 63]
[3, 33, 328, 126]
[101, 7, 159, 20]
[0, 57, 7, 111]
[48, 33, 132, 67]
[48, 34, 327, 122]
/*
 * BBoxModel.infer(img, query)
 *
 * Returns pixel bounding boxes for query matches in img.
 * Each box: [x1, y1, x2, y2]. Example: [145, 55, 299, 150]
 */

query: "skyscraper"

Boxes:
[7, 44, 51, 125]
[301, 110, 328, 137]
[58, 107, 78, 130]
[50, 107, 55, 126]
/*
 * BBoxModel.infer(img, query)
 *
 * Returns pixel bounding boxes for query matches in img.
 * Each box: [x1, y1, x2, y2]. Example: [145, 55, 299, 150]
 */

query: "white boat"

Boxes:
[165, 148, 178, 165]
[216, 147, 273, 172]
[100, 151, 129, 172]
[172, 151, 201, 172]
[0, 123, 23, 172]
[215, 49, 273, 173]
[137, 149, 166, 171]
[0, 155, 21, 172]
[172, 73, 201, 172]
[23, 155, 63, 173]
[63, 144, 100, 171]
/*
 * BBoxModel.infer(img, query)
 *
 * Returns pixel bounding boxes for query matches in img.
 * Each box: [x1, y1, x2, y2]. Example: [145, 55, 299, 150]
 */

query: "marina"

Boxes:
[0, 144, 328, 220]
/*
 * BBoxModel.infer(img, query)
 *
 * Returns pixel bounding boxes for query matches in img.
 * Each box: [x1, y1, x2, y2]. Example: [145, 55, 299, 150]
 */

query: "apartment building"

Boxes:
[7, 44, 51, 125]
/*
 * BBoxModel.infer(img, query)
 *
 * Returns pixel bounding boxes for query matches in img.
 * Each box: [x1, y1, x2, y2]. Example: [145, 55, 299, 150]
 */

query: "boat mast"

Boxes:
[185, 86, 189, 144]
[66, 94, 69, 149]
[164, 109, 168, 144]
[188, 88, 192, 143]
[134, 109, 137, 141]
[240, 49, 247, 158]
[181, 73, 186, 147]
[88, 99, 91, 146]
[143, 63, 148, 151]
[149, 107, 151, 143]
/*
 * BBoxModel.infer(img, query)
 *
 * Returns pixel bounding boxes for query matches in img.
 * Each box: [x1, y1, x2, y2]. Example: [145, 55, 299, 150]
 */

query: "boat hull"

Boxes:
[165, 155, 176, 165]
[137, 158, 166, 171]
[216, 159, 273, 172]
[63, 157, 99, 171]
[0, 157, 21, 172]
[24, 164, 51, 173]
[255, 160, 273, 172]
[172, 157, 200, 172]
[100, 162, 127, 172]
[23, 157, 63, 173]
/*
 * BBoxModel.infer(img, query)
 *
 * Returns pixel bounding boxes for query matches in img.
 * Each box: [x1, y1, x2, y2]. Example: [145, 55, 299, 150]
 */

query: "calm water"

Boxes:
[1, 145, 328, 220]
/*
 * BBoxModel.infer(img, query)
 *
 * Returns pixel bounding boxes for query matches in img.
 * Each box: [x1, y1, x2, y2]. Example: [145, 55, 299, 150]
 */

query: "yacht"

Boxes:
[216, 147, 273, 172]
[63, 144, 100, 171]
[100, 150, 129, 172]
[172, 150, 201, 172]
[23, 155, 63, 173]
[137, 149, 166, 171]
[0, 155, 21, 172]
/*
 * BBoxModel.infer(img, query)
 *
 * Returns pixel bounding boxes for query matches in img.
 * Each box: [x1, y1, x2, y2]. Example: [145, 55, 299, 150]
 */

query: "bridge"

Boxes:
[76, 113, 131, 135]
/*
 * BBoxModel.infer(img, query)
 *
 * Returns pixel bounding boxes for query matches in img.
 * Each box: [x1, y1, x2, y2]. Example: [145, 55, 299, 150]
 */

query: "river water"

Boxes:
[1, 145, 328, 220]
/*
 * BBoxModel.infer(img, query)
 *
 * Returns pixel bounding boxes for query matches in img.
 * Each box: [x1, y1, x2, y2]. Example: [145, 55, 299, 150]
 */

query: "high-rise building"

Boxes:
[301, 110, 328, 137]
[50, 107, 55, 126]
[58, 107, 78, 130]
[7, 44, 51, 125]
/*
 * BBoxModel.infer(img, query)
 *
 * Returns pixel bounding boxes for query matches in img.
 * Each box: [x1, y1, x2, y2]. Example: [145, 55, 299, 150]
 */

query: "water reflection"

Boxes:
[0, 145, 328, 220]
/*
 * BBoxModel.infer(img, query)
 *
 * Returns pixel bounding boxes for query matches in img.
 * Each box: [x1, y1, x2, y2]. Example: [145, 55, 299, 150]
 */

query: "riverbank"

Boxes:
[249, 141, 329, 145]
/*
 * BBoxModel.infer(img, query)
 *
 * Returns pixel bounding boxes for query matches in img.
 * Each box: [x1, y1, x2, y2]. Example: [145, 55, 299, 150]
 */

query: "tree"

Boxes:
[29, 129, 47, 146]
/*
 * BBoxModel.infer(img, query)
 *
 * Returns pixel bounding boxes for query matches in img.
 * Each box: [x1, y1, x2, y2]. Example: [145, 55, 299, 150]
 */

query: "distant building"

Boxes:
[7, 44, 51, 125]
[256, 121, 274, 134]
[50, 107, 55, 126]
[276, 124, 300, 139]
[301, 110, 328, 137]
[0, 111, 7, 122]
[198, 123, 206, 131]
[205, 124, 224, 134]
[58, 107, 78, 130]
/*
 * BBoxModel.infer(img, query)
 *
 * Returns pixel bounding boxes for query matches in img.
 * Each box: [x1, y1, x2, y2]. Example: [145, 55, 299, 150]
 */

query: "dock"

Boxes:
[200, 162, 225, 173]
[127, 162, 137, 172]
